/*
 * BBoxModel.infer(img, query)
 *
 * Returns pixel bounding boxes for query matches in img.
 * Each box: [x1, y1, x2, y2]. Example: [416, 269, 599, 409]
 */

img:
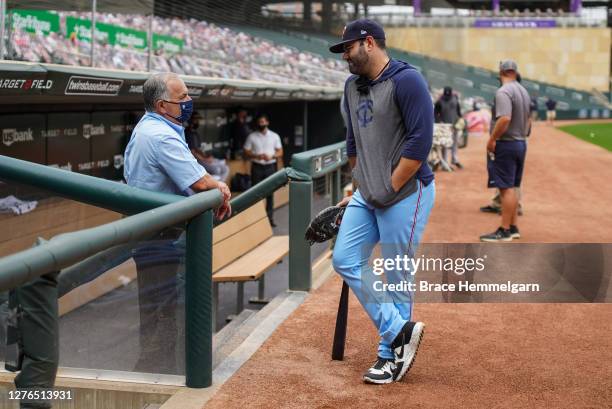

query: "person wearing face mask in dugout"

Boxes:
[243, 113, 283, 227]
[124, 72, 231, 372]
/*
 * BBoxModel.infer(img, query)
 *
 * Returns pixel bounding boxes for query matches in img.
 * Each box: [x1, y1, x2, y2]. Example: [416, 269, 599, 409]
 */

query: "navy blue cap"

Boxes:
[329, 19, 386, 53]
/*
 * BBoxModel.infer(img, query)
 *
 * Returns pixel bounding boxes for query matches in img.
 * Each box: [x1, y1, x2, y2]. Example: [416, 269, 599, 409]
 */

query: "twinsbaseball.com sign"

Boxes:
[65, 76, 123, 96]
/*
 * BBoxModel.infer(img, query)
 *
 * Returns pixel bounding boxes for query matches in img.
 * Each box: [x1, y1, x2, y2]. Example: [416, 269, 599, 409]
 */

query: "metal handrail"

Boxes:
[0, 155, 182, 215]
[219, 168, 290, 223]
[0, 190, 221, 291]
[290, 141, 347, 179]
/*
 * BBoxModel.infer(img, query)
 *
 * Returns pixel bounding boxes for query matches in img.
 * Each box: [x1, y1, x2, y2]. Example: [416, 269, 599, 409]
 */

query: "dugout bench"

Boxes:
[212, 200, 288, 322]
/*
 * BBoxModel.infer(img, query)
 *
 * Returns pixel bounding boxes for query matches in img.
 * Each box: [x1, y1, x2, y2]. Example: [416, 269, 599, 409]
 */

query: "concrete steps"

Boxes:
[212, 290, 294, 370]
[213, 309, 257, 369]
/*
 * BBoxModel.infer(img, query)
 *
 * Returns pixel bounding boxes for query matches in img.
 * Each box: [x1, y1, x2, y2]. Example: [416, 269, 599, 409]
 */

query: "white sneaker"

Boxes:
[363, 357, 396, 384]
[392, 321, 425, 382]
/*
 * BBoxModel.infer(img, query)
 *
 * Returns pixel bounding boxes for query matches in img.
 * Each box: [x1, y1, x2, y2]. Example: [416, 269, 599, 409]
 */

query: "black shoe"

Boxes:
[270, 221, 277, 228]
[363, 357, 396, 384]
[480, 205, 501, 214]
[509, 225, 521, 239]
[480, 227, 513, 242]
[391, 321, 425, 382]
[452, 161, 464, 169]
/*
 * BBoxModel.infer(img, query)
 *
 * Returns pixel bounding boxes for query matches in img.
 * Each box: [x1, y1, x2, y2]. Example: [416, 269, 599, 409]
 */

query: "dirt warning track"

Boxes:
[423, 120, 612, 243]
[205, 274, 612, 409]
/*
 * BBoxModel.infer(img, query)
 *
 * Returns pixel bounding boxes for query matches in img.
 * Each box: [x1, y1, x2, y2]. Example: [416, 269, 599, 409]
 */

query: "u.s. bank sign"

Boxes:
[3, 128, 34, 147]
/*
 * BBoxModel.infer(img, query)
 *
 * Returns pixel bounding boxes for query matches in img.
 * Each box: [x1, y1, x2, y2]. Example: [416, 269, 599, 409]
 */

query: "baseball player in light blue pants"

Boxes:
[333, 181, 435, 364]
[330, 18, 435, 384]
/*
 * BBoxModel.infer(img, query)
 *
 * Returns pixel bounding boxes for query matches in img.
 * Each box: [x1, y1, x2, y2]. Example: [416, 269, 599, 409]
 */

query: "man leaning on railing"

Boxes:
[123, 72, 231, 373]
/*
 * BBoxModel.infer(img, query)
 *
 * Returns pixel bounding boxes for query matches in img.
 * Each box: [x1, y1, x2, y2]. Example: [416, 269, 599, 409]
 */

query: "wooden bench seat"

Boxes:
[214, 236, 288, 282]
[212, 200, 288, 324]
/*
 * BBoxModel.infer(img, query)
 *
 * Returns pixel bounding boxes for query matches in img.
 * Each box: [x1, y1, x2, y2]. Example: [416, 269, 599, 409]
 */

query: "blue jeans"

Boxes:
[332, 181, 435, 359]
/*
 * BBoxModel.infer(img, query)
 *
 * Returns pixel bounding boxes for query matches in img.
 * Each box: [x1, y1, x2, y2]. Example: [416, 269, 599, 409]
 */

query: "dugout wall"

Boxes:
[0, 61, 344, 184]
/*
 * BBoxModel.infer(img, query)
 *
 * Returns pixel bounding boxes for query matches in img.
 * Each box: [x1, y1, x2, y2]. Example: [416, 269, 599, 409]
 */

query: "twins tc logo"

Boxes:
[357, 98, 374, 127]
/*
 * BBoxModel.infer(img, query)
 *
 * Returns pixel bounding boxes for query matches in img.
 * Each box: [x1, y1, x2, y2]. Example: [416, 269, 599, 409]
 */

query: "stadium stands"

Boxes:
[5, 9, 607, 117]
[226, 25, 607, 115]
[8, 11, 348, 87]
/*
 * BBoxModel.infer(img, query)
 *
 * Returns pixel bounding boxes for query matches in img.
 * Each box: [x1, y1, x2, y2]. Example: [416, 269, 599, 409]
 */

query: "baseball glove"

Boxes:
[304, 205, 346, 245]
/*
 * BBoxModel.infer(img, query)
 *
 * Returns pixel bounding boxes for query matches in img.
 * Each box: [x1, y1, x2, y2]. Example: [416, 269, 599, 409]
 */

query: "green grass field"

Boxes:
[557, 123, 612, 152]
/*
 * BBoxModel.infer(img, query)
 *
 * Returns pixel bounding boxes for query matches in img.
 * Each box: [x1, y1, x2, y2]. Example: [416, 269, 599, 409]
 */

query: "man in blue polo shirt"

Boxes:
[124, 72, 231, 210]
[330, 19, 435, 385]
[124, 72, 231, 372]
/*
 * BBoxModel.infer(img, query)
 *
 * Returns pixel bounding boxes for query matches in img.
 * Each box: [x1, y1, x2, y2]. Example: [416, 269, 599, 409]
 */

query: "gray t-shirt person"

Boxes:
[492, 80, 531, 141]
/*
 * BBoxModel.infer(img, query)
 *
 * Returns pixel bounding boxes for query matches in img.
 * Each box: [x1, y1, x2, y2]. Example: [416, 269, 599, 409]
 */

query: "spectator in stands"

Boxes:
[546, 97, 557, 126]
[434, 86, 463, 169]
[229, 108, 252, 159]
[123, 72, 231, 372]
[480, 60, 530, 242]
[243, 113, 283, 227]
[185, 113, 230, 182]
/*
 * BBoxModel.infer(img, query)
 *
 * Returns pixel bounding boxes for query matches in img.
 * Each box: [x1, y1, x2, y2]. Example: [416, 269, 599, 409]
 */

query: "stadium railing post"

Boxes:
[289, 179, 313, 291]
[185, 210, 214, 388]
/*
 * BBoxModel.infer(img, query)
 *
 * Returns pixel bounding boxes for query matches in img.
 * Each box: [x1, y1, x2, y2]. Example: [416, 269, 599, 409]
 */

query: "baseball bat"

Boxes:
[331, 280, 349, 360]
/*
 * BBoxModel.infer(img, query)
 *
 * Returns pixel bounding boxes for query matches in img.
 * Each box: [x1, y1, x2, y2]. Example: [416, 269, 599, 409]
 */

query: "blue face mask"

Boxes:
[165, 98, 193, 124]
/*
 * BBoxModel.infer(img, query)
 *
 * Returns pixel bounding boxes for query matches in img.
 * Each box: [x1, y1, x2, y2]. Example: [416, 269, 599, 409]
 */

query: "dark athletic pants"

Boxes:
[251, 162, 277, 223]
